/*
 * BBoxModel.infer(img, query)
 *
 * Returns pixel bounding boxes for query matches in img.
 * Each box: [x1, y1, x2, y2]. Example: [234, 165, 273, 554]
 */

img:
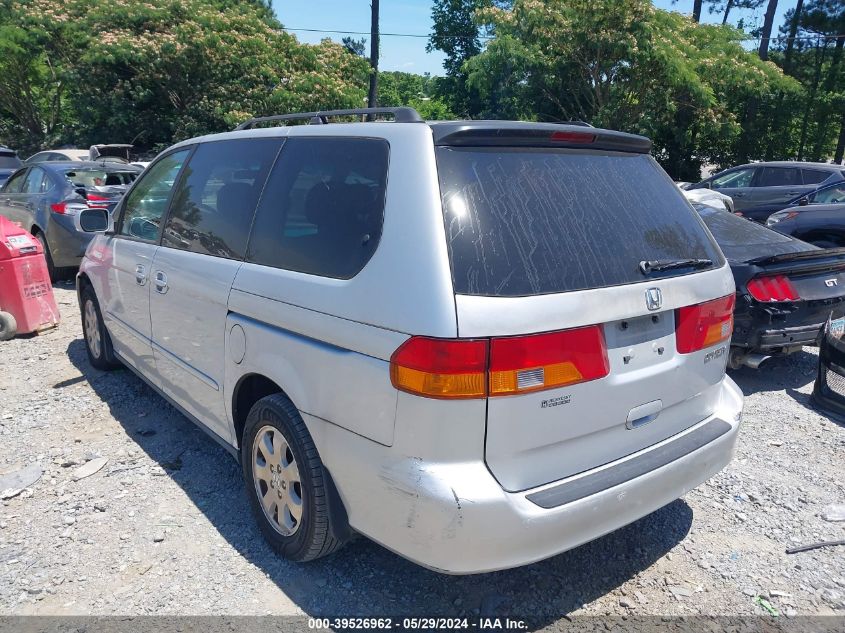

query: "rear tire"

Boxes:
[242, 393, 347, 562]
[80, 285, 120, 370]
[34, 232, 58, 283]
[0, 311, 17, 341]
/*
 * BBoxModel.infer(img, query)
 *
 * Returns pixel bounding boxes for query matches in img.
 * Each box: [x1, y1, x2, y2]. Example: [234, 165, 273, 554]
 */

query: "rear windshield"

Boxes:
[60, 168, 138, 187]
[435, 147, 723, 296]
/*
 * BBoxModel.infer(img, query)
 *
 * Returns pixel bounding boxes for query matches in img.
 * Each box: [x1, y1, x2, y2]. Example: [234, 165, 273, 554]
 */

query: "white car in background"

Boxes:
[681, 185, 735, 213]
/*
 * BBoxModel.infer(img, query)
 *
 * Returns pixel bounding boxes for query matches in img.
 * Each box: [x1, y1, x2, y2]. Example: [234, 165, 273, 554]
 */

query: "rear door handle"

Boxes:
[734, 192, 746, 198]
[786, 191, 801, 196]
[154, 271, 168, 294]
[135, 264, 147, 285]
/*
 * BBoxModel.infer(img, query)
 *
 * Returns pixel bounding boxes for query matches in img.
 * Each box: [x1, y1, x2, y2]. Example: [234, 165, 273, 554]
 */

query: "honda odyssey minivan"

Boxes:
[75, 108, 743, 574]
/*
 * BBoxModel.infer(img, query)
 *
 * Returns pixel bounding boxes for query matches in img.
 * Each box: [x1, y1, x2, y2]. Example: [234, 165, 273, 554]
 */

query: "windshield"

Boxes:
[435, 146, 722, 297]
[61, 168, 138, 188]
[814, 183, 845, 205]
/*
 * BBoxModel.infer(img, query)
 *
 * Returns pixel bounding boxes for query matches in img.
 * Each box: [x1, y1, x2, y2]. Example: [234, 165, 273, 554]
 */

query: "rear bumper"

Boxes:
[46, 213, 93, 268]
[733, 297, 845, 352]
[327, 376, 743, 574]
[757, 323, 824, 348]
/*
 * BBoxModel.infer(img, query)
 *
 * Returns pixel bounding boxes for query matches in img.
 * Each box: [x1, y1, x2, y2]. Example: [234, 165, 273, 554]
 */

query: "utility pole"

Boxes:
[367, 0, 379, 115]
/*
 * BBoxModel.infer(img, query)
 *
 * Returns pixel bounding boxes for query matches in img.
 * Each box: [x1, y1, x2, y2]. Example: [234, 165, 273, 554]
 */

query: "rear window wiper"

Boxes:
[639, 258, 713, 275]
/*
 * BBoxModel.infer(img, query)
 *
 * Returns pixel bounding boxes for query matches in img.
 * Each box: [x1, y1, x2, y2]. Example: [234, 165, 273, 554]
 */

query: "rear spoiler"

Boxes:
[748, 247, 845, 267]
[430, 122, 652, 153]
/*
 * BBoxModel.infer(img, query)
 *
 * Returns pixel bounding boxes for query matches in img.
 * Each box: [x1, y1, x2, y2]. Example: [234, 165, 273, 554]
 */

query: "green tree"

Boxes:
[0, 0, 370, 154]
[426, 0, 512, 116]
[342, 36, 367, 57]
[378, 71, 455, 119]
[464, 0, 799, 179]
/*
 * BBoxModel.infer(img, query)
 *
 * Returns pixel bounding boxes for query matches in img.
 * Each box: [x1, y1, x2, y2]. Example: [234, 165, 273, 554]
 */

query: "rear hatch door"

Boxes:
[435, 136, 734, 492]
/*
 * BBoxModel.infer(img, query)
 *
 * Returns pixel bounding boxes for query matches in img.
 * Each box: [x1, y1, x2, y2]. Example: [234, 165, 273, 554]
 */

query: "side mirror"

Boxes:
[77, 208, 112, 233]
[799, 197, 810, 206]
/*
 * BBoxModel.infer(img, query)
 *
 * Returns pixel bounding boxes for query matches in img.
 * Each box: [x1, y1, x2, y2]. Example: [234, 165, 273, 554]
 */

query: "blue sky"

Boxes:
[272, 1, 793, 76]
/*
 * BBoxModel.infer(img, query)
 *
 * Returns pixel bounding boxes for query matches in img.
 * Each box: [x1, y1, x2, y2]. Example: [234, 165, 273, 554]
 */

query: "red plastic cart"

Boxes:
[0, 216, 60, 340]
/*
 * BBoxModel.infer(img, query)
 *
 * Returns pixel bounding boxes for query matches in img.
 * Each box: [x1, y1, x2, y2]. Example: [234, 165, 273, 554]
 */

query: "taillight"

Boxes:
[489, 326, 608, 396]
[86, 193, 110, 208]
[50, 202, 67, 214]
[390, 326, 610, 399]
[550, 131, 595, 144]
[390, 337, 488, 399]
[746, 275, 800, 302]
[676, 295, 735, 354]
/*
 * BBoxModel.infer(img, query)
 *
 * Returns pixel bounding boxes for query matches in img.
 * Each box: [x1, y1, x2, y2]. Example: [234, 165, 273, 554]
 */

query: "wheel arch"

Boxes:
[231, 373, 285, 450]
[76, 271, 92, 301]
[231, 372, 353, 541]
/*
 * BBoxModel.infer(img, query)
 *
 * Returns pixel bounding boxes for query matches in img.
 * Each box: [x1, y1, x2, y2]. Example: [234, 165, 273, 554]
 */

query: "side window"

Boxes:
[712, 168, 755, 189]
[118, 149, 190, 242]
[162, 138, 281, 260]
[38, 170, 55, 193]
[22, 167, 45, 194]
[802, 168, 831, 185]
[3, 170, 28, 193]
[756, 167, 801, 187]
[815, 185, 845, 205]
[247, 137, 390, 279]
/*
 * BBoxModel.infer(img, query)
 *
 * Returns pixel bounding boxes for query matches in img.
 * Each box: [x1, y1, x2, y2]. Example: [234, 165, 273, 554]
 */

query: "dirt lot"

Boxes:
[1, 283, 844, 622]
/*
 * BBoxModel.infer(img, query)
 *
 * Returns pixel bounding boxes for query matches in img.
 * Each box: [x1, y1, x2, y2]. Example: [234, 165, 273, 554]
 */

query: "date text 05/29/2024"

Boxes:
[308, 617, 528, 630]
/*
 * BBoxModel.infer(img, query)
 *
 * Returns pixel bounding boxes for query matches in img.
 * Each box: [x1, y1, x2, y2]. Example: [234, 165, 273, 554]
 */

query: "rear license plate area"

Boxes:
[604, 312, 674, 372]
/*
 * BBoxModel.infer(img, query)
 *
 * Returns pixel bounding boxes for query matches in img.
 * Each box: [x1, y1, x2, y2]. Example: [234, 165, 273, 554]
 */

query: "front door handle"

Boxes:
[786, 191, 801, 196]
[734, 192, 746, 198]
[154, 271, 168, 294]
[135, 264, 147, 285]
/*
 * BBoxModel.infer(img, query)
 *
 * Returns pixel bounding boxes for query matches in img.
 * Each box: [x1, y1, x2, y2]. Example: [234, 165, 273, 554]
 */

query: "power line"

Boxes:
[282, 26, 845, 44]
[284, 27, 436, 39]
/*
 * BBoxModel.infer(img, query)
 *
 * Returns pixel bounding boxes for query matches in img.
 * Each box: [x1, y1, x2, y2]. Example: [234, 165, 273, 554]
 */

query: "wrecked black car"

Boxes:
[693, 202, 845, 369]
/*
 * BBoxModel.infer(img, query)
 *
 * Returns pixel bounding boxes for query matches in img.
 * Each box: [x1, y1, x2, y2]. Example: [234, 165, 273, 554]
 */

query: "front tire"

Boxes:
[0, 311, 17, 341]
[242, 394, 347, 562]
[80, 285, 120, 370]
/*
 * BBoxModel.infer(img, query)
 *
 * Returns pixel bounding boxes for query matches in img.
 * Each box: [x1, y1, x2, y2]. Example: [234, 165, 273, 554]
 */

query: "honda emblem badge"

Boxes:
[646, 288, 662, 311]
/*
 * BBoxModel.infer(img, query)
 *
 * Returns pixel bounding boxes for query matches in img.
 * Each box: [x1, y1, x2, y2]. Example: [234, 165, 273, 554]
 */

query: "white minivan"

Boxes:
[76, 108, 743, 574]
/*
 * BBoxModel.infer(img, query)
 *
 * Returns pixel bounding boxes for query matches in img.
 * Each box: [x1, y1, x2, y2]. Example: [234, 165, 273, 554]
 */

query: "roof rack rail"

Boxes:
[235, 107, 423, 130]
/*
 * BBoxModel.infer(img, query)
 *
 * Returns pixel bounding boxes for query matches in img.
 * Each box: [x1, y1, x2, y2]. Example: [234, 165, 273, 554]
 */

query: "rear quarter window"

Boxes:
[802, 168, 833, 185]
[436, 147, 723, 296]
[246, 137, 389, 279]
[0, 153, 21, 169]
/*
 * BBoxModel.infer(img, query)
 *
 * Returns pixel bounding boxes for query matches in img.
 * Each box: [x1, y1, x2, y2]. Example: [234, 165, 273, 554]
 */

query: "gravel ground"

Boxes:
[1, 283, 844, 623]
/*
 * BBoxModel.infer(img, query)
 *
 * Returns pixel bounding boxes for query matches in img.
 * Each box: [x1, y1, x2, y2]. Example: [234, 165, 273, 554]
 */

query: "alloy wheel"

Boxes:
[252, 425, 303, 536]
[84, 299, 101, 359]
